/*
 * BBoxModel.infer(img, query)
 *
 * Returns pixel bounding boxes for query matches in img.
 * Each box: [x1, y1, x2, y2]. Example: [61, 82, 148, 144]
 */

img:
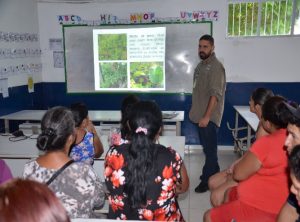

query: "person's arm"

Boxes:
[233, 151, 262, 181]
[87, 167, 106, 209]
[176, 163, 189, 194]
[210, 175, 238, 207]
[277, 202, 299, 222]
[199, 96, 218, 127]
[226, 154, 248, 174]
[0, 160, 13, 182]
[86, 120, 104, 158]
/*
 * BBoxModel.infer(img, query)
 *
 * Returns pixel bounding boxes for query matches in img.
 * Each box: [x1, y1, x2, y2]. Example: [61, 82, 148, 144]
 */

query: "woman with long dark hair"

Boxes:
[104, 101, 189, 221]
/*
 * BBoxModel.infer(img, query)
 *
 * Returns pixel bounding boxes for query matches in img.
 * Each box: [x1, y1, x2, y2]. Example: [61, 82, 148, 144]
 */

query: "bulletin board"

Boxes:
[63, 21, 212, 94]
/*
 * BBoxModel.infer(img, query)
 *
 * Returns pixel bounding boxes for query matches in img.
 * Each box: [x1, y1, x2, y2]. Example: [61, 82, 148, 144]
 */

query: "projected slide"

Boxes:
[93, 27, 166, 91]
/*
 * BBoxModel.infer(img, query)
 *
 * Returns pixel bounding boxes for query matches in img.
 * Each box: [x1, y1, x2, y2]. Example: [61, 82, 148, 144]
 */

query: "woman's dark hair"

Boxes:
[37, 106, 75, 151]
[120, 95, 140, 139]
[125, 100, 162, 208]
[0, 179, 70, 222]
[251, 88, 274, 106]
[70, 102, 88, 127]
[262, 96, 289, 129]
[289, 145, 300, 181]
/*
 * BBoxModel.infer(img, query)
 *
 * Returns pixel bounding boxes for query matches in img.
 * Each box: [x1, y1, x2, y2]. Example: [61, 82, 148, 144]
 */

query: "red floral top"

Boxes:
[104, 143, 185, 221]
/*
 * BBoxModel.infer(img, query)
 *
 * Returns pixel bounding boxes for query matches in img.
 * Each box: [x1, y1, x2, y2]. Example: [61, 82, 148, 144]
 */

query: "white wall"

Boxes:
[0, 0, 42, 87]
[37, 0, 300, 83]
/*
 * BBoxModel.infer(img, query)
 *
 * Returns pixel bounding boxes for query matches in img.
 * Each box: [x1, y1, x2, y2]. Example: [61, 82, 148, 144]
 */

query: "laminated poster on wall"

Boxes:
[28, 75, 34, 93]
[49, 38, 63, 51]
[53, 51, 64, 68]
[0, 78, 9, 98]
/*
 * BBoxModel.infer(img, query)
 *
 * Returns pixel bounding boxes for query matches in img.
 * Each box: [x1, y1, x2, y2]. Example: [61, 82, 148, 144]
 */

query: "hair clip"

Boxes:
[135, 127, 147, 135]
[44, 128, 55, 137]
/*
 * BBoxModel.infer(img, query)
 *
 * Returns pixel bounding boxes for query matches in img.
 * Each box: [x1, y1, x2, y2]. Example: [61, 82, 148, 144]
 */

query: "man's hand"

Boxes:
[198, 116, 210, 127]
[198, 95, 217, 128]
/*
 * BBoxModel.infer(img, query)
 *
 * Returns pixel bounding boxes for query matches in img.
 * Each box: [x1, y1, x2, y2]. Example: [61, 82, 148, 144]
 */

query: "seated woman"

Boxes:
[0, 178, 70, 222]
[23, 106, 105, 218]
[110, 94, 140, 146]
[69, 102, 104, 165]
[208, 87, 274, 207]
[104, 100, 189, 221]
[204, 96, 290, 222]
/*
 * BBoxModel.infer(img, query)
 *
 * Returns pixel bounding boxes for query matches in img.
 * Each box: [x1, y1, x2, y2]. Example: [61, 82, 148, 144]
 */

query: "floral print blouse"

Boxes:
[23, 159, 105, 218]
[104, 143, 185, 221]
[70, 131, 95, 165]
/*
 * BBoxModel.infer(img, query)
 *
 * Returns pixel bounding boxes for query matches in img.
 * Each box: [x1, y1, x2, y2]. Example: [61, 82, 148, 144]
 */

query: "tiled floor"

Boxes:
[178, 149, 239, 222]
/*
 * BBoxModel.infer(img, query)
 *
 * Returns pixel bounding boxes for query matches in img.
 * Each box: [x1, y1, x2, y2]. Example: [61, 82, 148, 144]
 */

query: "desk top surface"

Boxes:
[0, 135, 185, 159]
[233, 106, 259, 130]
[0, 110, 184, 122]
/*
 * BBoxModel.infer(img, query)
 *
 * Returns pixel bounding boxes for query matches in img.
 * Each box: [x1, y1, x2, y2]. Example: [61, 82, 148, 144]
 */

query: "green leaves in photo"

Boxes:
[99, 62, 127, 88]
[130, 62, 164, 88]
[98, 34, 127, 60]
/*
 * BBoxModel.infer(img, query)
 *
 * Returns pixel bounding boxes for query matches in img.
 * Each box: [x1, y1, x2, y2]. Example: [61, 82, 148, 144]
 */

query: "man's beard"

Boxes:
[199, 51, 212, 60]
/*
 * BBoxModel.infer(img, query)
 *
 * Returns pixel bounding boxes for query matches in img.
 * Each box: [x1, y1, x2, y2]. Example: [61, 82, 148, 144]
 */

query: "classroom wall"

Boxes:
[1, 0, 300, 145]
[35, 0, 300, 145]
[0, 0, 42, 122]
[37, 0, 300, 83]
[0, 0, 42, 87]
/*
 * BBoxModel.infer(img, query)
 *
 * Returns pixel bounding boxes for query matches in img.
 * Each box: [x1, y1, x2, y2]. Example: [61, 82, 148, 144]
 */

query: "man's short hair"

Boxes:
[199, 34, 214, 46]
[289, 145, 300, 180]
[284, 101, 300, 127]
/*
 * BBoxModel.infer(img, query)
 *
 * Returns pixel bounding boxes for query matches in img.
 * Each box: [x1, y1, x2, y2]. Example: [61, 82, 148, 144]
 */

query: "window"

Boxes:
[227, 0, 300, 37]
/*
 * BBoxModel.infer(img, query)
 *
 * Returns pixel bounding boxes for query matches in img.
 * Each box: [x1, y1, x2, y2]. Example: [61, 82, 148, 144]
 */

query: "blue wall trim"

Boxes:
[0, 84, 43, 132]
[1, 82, 300, 145]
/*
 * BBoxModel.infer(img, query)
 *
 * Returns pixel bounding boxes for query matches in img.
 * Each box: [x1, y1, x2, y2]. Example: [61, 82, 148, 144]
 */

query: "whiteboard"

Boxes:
[63, 22, 212, 94]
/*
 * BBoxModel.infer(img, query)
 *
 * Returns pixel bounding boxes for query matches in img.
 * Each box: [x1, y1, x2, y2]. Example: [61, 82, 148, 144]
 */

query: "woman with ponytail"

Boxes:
[104, 101, 189, 221]
[23, 106, 105, 218]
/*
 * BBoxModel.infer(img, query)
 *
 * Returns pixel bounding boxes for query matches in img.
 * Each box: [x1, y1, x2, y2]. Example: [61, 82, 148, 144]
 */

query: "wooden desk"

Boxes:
[0, 110, 184, 136]
[0, 135, 185, 178]
[232, 106, 259, 152]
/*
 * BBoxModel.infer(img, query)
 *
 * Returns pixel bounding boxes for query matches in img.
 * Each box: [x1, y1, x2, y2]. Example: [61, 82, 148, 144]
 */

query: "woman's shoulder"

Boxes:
[107, 143, 129, 155]
[24, 158, 37, 167]
[63, 162, 100, 182]
[261, 128, 287, 141]
[24, 158, 44, 172]
[23, 159, 55, 181]
[156, 144, 183, 162]
[69, 161, 96, 173]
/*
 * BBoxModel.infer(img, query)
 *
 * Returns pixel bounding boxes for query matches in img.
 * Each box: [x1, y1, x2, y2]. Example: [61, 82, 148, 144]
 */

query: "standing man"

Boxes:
[189, 34, 226, 193]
